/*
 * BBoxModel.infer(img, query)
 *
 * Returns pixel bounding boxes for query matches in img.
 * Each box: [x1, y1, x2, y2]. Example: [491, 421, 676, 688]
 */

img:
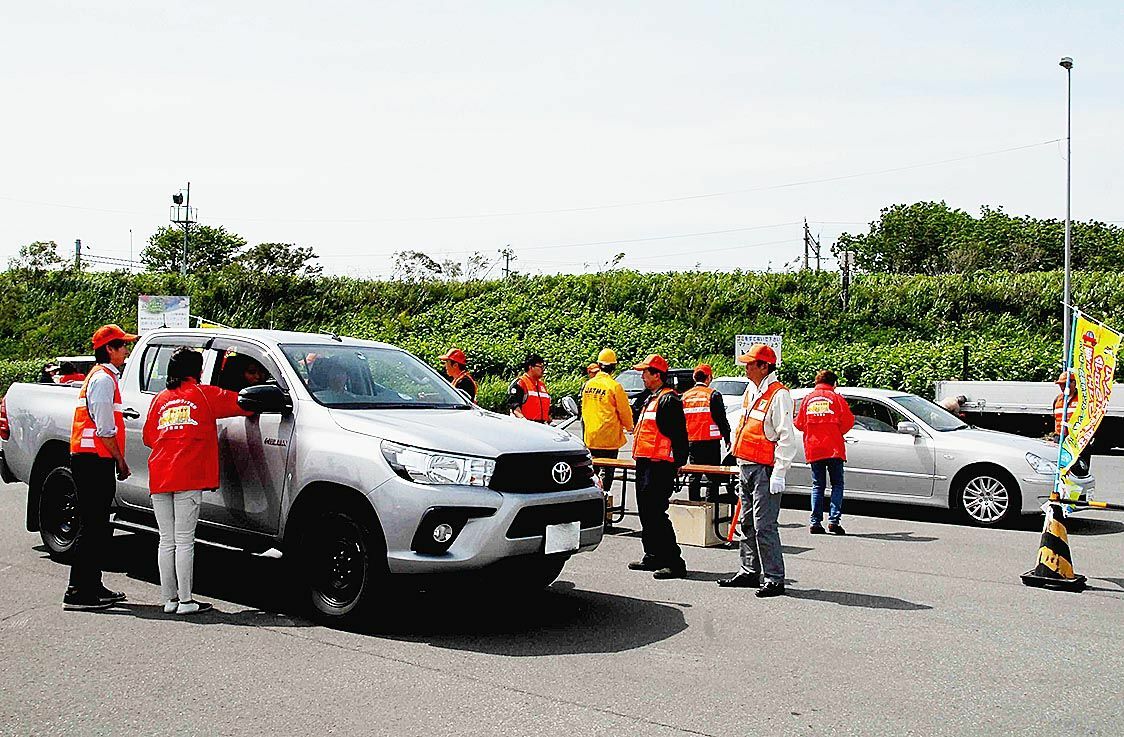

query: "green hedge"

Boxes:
[0, 358, 48, 398]
[0, 268, 1118, 411]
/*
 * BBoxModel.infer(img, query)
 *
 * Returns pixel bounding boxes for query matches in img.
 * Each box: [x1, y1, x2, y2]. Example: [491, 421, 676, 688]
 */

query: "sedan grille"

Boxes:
[489, 451, 594, 493]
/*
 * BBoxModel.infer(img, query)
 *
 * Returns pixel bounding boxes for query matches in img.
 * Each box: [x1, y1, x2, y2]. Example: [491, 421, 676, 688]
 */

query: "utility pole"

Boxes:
[500, 245, 515, 279]
[803, 219, 822, 271]
[170, 182, 196, 276]
[74, 239, 82, 270]
[841, 249, 852, 310]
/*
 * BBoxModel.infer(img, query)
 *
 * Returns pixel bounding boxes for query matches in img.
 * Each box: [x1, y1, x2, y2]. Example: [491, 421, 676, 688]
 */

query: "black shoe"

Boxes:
[755, 582, 786, 598]
[809, 524, 826, 535]
[95, 587, 127, 603]
[62, 590, 115, 611]
[827, 523, 846, 536]
[652, 565, 687, 580]
[717, 572, 760, 588]
[628, 557, 660, 571]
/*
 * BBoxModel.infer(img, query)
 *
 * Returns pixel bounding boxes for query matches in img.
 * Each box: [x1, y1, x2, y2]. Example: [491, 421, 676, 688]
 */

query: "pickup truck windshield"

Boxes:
[280, 344, 470, 409]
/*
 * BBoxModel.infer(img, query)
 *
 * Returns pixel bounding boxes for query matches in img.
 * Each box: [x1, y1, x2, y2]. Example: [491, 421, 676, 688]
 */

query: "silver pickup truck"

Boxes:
[0, 329, 604, 622]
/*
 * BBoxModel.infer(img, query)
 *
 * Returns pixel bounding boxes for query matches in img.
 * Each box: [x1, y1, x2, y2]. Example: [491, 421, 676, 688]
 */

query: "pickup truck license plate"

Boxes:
[545, 521, 581, 554]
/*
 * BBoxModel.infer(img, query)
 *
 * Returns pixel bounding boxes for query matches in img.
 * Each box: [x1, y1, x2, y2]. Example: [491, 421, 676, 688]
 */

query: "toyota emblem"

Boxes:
[551, 461, 573, 485]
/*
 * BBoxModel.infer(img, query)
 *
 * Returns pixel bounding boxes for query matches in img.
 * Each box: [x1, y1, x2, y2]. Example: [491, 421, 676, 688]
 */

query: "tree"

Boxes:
[8, 240, 67, 272]
[237, 242, 323, 277]
[391, 250, 463, 281]
[142, 225, 247, 274]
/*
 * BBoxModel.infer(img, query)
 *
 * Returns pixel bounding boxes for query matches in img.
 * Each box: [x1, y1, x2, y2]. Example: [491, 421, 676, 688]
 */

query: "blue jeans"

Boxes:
[810, 458, 845, 526]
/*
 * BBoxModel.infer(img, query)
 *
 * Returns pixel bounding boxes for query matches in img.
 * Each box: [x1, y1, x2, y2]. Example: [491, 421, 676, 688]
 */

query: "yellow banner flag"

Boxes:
[1058, 314, 1121, 486]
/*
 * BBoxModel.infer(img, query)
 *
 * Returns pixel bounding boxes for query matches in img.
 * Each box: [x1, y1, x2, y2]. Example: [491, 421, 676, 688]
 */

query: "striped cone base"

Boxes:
[1020, 503, 1087, 592]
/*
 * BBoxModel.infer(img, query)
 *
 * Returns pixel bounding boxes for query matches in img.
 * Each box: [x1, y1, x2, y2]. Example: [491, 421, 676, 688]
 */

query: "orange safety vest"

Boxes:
[517, 374, 551, 422]
[70, 364, 126, 458]
[1054, 393, 1076, 436]
[732, 381, 787, 465]
[633, 388, 676, 463]
[682, 385, 721, 442]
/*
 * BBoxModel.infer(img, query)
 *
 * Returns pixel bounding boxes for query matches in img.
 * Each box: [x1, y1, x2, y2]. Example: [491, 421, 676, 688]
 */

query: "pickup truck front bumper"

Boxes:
[371, 478, 605, 575]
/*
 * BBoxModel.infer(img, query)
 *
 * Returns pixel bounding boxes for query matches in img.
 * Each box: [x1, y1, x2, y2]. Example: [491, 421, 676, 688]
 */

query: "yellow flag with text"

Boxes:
[1058, 314, 1121, 488]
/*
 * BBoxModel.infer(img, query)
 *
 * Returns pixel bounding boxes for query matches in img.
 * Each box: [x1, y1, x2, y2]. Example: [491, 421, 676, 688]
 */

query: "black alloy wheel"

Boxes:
[304, 510, 379, 622]
[39, 466, 79, 560]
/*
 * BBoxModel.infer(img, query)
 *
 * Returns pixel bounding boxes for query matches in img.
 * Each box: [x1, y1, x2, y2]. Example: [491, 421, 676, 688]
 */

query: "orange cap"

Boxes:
[694, 363, 713, 378]
[632, 354, 669, 373]
[737, 343, 777, 365]
[91, 324, 138, 350]
[1056, 370, 1076, 386]
[439, 348, 468, 366]
[587, 363, 600, 375]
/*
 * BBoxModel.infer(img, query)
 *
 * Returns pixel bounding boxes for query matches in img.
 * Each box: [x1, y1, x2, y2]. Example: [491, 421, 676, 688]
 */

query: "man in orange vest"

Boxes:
[64, 324, 137, 611]
[507, 353, 551, 422]
[627, 354, 689, 579]
[680, 364, 731, 501]
[718, 343, 796, 598]
[440, 347, 478, 402]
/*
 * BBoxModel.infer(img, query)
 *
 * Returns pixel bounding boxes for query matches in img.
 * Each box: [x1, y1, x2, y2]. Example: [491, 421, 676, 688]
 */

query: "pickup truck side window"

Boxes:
[209, 344, 285, 392]
[139, 344, 180, 393]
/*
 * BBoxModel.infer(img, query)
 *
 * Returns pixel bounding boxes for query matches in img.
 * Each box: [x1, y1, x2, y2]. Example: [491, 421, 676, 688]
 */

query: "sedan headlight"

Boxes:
[1025, 452, 1058, 476]
[381, 441, 495, 487]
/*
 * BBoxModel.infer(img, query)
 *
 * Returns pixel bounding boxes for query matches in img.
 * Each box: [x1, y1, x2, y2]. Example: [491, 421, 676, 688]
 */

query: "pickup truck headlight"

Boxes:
[381, 441, 495, 487]
[1025, 452, 1058, 476]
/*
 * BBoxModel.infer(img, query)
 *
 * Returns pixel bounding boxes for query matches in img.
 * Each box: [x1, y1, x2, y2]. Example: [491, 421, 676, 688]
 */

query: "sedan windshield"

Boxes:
[280, 344, 469, 409]
[711, 380, 749, 397]
[890, 394, 968, 431]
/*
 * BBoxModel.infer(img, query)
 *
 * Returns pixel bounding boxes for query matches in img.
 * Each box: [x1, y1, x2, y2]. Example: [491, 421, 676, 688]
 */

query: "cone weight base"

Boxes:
[1020, 570, 1087, 592]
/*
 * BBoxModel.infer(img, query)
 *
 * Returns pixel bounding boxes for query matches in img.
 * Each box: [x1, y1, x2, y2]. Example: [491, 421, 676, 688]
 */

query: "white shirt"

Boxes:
[739, 371, 797, 479]
[86, 363, 120, 438]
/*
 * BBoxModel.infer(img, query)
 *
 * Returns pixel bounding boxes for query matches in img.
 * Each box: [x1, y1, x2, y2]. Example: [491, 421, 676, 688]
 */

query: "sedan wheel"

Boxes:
[957, 472, 1016, 526]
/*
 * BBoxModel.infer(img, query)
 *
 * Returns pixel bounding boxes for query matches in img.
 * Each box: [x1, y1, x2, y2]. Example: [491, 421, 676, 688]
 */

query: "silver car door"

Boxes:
[842, 398, 936, 498]
[200, 339, 294, 536]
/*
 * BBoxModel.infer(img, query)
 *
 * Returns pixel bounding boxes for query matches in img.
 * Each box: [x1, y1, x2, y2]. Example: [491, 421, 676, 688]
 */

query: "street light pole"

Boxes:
[181, 182, 191, 276]
[1060, 56, 1074, 361]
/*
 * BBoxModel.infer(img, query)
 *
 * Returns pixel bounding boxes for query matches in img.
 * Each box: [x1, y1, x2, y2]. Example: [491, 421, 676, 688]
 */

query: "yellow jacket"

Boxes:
[581, 372, 634, 450]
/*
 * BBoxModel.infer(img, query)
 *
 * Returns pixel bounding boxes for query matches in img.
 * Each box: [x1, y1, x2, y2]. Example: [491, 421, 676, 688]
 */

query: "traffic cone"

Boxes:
[1020, 502, 1087, 592]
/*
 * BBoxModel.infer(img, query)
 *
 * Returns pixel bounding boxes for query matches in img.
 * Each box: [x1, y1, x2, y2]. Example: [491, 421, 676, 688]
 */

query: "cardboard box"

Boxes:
[668, 500, 732, 547]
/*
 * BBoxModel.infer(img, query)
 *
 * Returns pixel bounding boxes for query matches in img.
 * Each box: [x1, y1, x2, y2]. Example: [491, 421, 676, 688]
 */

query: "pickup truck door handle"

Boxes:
[844, 437, 858, 444]
[121, 408, 141, 420]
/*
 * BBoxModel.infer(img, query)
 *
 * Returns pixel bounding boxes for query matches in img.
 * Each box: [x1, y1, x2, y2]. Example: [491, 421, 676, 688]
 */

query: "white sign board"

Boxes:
[138, 295, 190, 334]
[734, 334, 782, 365]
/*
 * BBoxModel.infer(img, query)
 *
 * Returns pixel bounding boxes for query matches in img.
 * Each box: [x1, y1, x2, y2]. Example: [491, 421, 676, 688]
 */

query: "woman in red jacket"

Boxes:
[794, 370, 855, 535]
[143, 348, 253, 615]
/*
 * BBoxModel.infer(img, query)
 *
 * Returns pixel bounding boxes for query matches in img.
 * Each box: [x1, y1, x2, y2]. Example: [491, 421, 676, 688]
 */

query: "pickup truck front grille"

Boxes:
[489, 451, 594, 493]
[506, 499, 605, 539]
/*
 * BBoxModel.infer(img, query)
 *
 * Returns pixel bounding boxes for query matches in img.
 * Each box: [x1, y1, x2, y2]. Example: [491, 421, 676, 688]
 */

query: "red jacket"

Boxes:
[143, 378, 252, 494]
[794, 384, 855, 462]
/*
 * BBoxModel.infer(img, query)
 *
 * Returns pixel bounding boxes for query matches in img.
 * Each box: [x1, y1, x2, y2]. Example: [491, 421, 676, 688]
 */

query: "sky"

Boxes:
[2, 1, 1121, 278]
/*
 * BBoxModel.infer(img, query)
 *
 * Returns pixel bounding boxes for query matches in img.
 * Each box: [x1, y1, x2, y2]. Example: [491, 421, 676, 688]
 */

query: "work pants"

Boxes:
[687, 440, 722, 501]
[589, 448, 619, 493]
[635, 458, 684, 569]
[152, 490, 203, 603]
[67, 454, 117, 593]
[737, 462, 785, 584]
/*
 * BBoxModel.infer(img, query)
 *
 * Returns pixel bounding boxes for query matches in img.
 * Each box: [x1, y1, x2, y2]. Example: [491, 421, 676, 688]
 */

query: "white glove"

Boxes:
[769, 472, 786, 494]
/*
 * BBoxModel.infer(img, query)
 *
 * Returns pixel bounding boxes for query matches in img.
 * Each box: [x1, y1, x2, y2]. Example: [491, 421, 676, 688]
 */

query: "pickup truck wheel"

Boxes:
[39, 467, 79, 560]
[302, 509, 382, 623]
[955, 469, 1018, 527]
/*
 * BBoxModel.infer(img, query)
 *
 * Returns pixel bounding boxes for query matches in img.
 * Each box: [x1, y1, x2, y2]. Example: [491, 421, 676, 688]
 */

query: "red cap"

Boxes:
[694, 363, 713, 378]
[737, 343, 777, 365]
[91, 324, 138, 350]
[439, 348, 468, 366]
[632, 354, 669, 373]
[1056, 370, 1076, 386]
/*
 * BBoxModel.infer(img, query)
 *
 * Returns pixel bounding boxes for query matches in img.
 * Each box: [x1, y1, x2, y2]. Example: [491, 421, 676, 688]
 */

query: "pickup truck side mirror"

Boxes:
[897, 421, 922, 437]
[238, 384, 292, 415]
[560, 395, 580, 418]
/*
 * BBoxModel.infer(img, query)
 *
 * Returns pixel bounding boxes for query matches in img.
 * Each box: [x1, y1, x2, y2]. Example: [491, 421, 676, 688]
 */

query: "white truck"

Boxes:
[0, 329, 604, 623]
[935, 380, 1124, 452]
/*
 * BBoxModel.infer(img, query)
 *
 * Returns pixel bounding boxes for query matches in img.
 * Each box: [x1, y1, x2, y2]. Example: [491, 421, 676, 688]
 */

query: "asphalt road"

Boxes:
[1, 460, 1122, 737]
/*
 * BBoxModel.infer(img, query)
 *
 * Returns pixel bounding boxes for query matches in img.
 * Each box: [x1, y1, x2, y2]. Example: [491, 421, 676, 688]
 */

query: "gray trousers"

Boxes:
[738, 463, 785, 584]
